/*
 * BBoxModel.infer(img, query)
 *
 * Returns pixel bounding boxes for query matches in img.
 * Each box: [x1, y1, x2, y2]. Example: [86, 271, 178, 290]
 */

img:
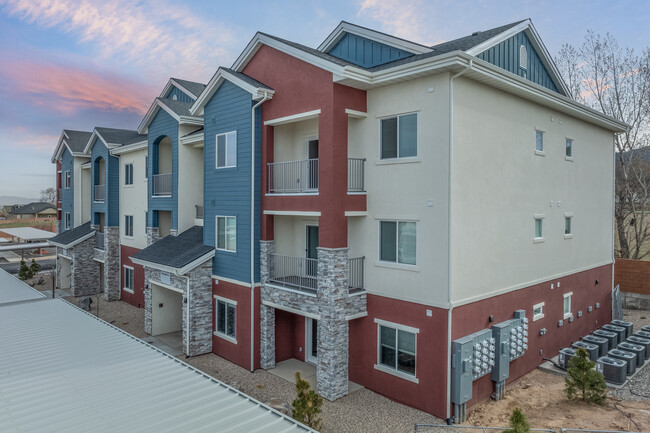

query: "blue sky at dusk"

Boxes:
[0, 0, 648, 198]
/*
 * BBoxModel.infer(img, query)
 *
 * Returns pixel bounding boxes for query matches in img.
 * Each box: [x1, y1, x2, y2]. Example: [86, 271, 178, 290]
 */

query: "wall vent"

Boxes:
[519, 44, 527, 69]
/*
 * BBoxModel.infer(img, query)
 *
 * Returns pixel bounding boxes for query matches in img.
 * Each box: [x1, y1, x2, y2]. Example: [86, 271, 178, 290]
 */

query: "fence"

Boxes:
[268, 159, 319, 194]
[414, 425, 643, 433]
[614, 259, 650, 310]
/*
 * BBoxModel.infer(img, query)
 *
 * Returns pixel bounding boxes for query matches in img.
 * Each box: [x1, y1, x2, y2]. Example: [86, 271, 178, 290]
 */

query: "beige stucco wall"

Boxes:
[119, 148, 148, 249]
[177, 126, 204, 234]
[450, 77, 615, 305]
[273, 118, 318, 162]
[274, 215, 319, 258]
[73, 158, 89, 228]
[80, 166, 91, 224]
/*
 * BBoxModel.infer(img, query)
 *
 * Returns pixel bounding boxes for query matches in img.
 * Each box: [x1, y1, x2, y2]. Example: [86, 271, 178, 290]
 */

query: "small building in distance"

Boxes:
[10, 202, 57, 219]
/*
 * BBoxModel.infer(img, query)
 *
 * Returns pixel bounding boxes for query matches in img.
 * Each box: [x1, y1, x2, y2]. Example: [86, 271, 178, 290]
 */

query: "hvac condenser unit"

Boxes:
[642, 325, 650, 333]
[611, 320, 633, 339]
[618, 342, 645, 366]
[636, 330, 650, 340]
[608, 349, 636, 375]
[596, 356, 627, 385]
[626, 335, 650, 359]
[593, 329, 617, 349]
[558, 347, 576, 370]
[571, 341, 599, 362]
[582, 335, 608, 357]
[602, 324, 626, 345]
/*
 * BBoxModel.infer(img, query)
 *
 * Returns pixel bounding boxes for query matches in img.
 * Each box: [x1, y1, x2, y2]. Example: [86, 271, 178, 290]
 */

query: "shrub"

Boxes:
[565, 347, 607, 403]
[18, 260, 33, 280]
[503, 408, 530, 433]
[30, 259, 41, 275]
[291, 371, 323, 430]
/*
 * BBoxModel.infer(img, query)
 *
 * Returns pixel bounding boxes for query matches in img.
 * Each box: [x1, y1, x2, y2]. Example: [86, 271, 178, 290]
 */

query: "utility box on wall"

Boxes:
[451, 328, 495, 405]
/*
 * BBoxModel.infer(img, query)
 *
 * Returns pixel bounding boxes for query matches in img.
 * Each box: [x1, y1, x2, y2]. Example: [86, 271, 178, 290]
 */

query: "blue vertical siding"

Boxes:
[203, 80, 260, 283]
[477, 31, 560, 93]
[89, 137, 120, 226]
[61, 148, 74, 231]
[147, 109, 178, 230]
[328, 33, 414, 68]
[165, 85, 195, 103]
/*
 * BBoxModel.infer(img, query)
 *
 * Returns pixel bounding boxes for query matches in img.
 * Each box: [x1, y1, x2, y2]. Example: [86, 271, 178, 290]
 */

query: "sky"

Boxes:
[0, 0, 648, 199]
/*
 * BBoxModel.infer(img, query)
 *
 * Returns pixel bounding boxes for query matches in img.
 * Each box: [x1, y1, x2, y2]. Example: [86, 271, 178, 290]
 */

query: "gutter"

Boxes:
[446, 59, 472, 423]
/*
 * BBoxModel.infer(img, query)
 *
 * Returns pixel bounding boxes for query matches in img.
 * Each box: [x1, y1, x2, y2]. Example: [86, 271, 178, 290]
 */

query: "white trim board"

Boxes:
[264, 109, 321, 126]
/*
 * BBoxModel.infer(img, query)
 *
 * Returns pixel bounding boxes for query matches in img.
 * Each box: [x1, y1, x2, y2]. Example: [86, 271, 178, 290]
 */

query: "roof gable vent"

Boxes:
[519, 44, 528, 69]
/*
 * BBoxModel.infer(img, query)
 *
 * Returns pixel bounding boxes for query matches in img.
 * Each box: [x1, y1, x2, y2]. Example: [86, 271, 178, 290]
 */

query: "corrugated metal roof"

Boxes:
[0, 269, 45, 304]
[0, 298, 312, 433]
[0, 227, 56, 241]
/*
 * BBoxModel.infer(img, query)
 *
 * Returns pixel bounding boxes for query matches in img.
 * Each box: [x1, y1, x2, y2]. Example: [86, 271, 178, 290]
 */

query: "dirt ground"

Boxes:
[465, 309, 650, 431]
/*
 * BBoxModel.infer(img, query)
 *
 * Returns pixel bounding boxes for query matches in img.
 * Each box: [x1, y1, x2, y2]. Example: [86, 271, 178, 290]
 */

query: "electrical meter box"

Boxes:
[451, 328, 495, 404]
[491, 310, 528, 382]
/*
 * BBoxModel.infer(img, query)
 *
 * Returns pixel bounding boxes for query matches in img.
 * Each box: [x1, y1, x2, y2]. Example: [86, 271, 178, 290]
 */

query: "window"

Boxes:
[145, 156, 148, 178]
[564, 215, 572, 237]
[216, 216, 236, 252]
[125, 163, 134, 185]
[380, 220, 416, 265]
[380, 113, 417, 159]
[533, 302, 545, 321]
[64, 171, 71, 188]
[563, 292, 573, 319]
[519, 45, 528, 69]
[375, 319, 418, 382]
[534, 216, 544, 242]
[216, 131, 237, 168]
[64, 212, 70, 229]
[123, 266, 134, 293]
[565, 138, 573, 158]
[215, 296, 236, 342]
[125, 215, 134, 237]
[535, 130, 544, 153]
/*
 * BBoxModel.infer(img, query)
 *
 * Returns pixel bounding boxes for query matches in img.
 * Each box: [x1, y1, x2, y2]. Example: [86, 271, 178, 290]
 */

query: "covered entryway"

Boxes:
[151, 283, 183, 336]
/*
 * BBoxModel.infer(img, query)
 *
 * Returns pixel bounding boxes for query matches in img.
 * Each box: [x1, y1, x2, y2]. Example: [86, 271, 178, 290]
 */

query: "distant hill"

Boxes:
[0, 196, 40, 206]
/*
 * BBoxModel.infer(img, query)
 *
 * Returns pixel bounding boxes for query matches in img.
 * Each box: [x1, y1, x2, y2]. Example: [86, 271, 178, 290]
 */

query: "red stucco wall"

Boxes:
[121, 245, 144, 308]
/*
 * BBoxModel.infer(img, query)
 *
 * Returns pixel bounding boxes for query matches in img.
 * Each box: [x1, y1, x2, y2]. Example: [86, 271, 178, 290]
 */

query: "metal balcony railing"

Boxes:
[195, 205, 204, 219]
[153, 173, 172, 196]
[347, 158, 366, 192]
[94, 184, 105, 202]
[268, 159, 319, 194]
[268, 253, 365, 293]
[348, 256, 365, 291]
[94, 232, 104, 250]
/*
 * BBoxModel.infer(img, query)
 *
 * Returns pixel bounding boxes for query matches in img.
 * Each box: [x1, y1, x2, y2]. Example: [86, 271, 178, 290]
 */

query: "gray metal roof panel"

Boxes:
[63, 129, 92, 153]
[0, 269, 45, 304]
[131, 226, 213, 269]
[95, 127, 147, 146]
[48, 222, 93, 247]
[171, 78, 207, 98]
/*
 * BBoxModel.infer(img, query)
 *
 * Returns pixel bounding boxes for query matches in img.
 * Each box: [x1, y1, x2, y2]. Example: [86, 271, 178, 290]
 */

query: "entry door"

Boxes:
[307, 139, 318, 190]
[305, 318, 318, 364]
[305, 225, 318, 277]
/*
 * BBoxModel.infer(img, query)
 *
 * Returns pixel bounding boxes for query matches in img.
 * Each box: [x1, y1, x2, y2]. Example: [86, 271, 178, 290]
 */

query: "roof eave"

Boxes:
[130, 249, 215, 276]
[48, 230, 96, 249]
[109, 140, 148, 156]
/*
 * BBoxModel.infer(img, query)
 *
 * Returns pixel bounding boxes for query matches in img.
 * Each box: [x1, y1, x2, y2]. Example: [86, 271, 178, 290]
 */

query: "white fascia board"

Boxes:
[158, 78, 176, 99]
[264, 109, 321, 126]
[156, 100, 181, 122]
[51, 131, 67, 163]
[318, 21, 432, 55]
[82, 130, 100, 155]
[179, 116, 204, 127]
[465, 20, 530, 56]
[137, 99, 162, 134]
[48, 230, 95, 249]
[80, 162, 91, 169]
[130, 250, 215, 276]
[263, 210, 321, 217]
[180, 134, 204, 146]
[110, 141, 148, 156]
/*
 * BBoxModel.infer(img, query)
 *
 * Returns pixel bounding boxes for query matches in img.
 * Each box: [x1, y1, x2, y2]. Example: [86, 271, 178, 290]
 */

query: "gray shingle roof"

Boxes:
[259, 32, 352, 67]
[131, 226, 213, 270]
[63, 130, 92, 153]
[171, 78, 206, 99]
[157, 98, 194, 117]
[48, 222, 93, 247]
[10, 202, 56, 215]
[95, 127, 147, 146]
[221, 68, 274, 91]
[182, 127, 204, 138]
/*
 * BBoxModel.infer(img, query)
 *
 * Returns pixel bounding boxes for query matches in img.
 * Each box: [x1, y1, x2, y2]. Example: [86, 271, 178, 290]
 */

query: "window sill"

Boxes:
[565, 156, 574, 162]
[533, 237, 545, 243]
[215, 248, 237, 254]
[533, 314, 544, 322]
[564, 234, 573, 239]
[563, 313, 573, 320]
[123, 185, 134, 188]
[123, 288, 134, 294]
[214, 332, 237, 345]
[152, 195, 172, 198]
[376, 157, 421, 166]
[534, 150, 545, 157]
[374, 364, 419, 383]
[374, 260, 420, 272]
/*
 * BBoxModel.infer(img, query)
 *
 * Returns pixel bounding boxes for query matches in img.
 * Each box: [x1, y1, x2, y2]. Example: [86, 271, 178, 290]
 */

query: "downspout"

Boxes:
[446, 59, 472, 422]
[251, 91, 271, 372]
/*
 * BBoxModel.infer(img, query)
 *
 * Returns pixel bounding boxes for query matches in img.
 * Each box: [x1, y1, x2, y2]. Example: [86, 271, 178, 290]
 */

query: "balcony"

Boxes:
[347, 158, 366, 193]
[94, 185, 105, 202]
[153, 173, 172, 196]
[268, 254, 364, 294]
[94, 232, 104, 250]
[268, 159, 318, 194]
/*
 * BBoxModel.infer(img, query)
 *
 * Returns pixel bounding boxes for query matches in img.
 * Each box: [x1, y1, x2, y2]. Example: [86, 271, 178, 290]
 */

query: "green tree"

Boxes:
[503, 408, 530, 433]
[291, 371, 323, 430]
[29, 259, 41, 276]
[565, 347, 607, 403]
[17, 260, 33, 280]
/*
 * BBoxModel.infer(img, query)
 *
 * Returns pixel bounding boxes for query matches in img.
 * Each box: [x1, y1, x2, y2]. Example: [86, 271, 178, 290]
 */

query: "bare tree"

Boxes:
[556, 32, 650, 259]
[40, 187, 56, 204]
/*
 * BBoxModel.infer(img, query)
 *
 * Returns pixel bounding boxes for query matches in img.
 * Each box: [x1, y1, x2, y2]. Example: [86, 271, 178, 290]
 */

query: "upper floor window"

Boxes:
[64, 171, 71, 189]
[64, 212, 71, 229]
[216, 216, 236, 252]
[565, 138, 573, 159]
[125, 164, 134, 185]
[535, 130, 544, 153]
[563, 292, 573, 319]
[564, 214, 573, 239]
[124, 215, 134, 237]
[216, 131, 237, 168]
[380, 220, 416, 265]
[519, 45, 528, 69]
[380, 113, 417, 159]
[534, 215, 544, 242]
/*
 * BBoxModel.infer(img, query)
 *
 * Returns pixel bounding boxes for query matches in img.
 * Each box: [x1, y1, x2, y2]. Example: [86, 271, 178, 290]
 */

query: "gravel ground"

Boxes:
[611, 308, 650, 402]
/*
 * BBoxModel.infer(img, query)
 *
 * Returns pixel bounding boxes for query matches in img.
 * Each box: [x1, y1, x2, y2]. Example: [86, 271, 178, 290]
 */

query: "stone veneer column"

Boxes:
[184, 263, 213, 356]
[146, 227, 160, 246]
[259, 240, 276, 369]
[103, 226, 120, 301]
[316, 247, 350, 401]
[70, 238, 100, 297]
[143, 266, 153, 335]
[260, 240, 275, 284]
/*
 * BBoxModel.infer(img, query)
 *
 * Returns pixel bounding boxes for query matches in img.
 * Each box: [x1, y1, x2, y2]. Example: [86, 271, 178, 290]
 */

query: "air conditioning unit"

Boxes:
[618, 342, 645, 367]
[608, 349, 636, 375]
[611, 320, 633, 339]
[582, 335, 608, 357]
[596, 356, 627, 385]
[636, 330, 650, 340]
[571, 341, 599, 362]
[593, 329, 617, 349]
[558, 347, 576, 370]
[641, 325, 650, 333]
[602, 324, 626, 345]
[626, 335, 650, 359]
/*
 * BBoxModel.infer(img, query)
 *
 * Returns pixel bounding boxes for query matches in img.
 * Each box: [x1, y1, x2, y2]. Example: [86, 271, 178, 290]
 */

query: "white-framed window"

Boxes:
[123, 266, 134, 294]
[379, 220, 416, 265]
[534, 215, 544, 242]
[214, 296, 237, 343]
[563, 292, 573, 319]
[564, 214, 573, 238]
[64, 212, 71, 229]
[216, 216, 236, 252]
[216, 131, 237, 168]
[124, 215, 134, 237]
[535, 130, 544, 153]
[125, 163, 134, 185]
[519, 44, 528, 69]
[533, 302, 545, 321]
[64, 170, 71, 188]
[565, 138, 573, 159]
[374, 318, 418, 383]
[380, 113, 417, 159]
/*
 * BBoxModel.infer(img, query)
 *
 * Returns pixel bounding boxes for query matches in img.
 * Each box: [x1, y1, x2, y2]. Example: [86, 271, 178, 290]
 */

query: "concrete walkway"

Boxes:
[143, 331, 184, 357]
[268, 358, 364, 394]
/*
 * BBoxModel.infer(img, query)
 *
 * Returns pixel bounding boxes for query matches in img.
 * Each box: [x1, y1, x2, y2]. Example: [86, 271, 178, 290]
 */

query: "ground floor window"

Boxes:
[374, 318, 419, 382]
[123, 266, 134, 293]
[214, 296, 236, 343]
